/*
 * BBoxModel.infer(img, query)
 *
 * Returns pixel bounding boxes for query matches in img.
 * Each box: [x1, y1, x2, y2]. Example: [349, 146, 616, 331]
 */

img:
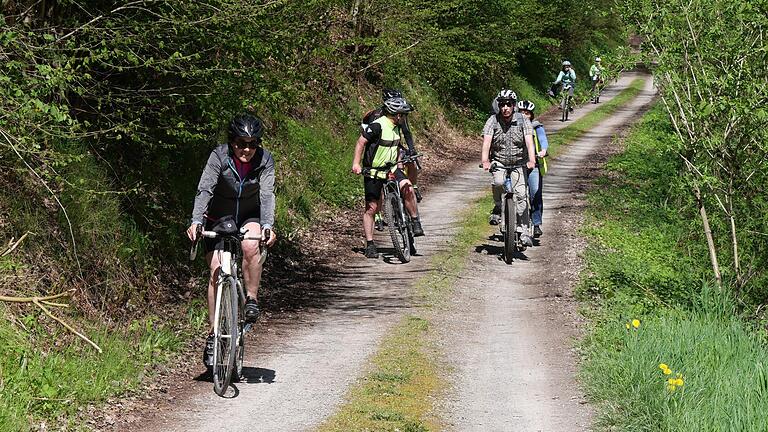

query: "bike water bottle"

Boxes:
[504, 176, 513, 193]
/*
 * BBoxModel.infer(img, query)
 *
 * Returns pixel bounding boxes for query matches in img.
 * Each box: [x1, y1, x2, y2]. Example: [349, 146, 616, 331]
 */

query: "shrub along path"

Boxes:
[110, 73, 651, 432]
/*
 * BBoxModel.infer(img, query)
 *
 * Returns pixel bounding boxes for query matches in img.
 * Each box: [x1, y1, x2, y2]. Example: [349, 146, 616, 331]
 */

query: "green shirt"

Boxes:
[361, 116, 403, 179]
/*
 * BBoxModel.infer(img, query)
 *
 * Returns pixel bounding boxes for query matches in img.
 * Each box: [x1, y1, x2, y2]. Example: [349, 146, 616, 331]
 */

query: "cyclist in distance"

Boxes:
[352, 97, 424, 259]
[589, 56, 604, 101]
[481, 89, 536, 247]
[517, 100, 549, 238]
[186, 114, 277, 367]
[548, 60, 577, 111]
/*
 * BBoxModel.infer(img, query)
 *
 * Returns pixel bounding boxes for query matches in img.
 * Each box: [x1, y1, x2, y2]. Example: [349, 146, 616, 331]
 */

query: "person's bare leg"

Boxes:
[400, 180, 418, 217]
[240, 221, 263, 300]
[364, 200, 379, 241]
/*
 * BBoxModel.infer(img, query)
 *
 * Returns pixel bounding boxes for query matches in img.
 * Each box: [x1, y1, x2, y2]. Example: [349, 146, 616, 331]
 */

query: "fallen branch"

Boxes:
[2, 231, 32, 257]
[0, 289, 102, 353]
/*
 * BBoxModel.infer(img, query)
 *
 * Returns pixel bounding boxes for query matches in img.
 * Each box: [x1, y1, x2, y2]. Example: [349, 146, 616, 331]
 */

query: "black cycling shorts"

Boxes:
[363, 169, 408, 202]
[203, 215, 260, 253]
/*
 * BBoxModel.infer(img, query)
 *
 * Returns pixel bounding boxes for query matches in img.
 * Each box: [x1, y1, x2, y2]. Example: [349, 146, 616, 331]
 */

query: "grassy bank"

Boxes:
[579, 105, 768, 430]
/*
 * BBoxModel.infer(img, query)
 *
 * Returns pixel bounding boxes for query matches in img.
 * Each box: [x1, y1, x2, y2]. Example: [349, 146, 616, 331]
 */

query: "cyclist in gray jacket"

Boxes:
[186, 114, 277, 367]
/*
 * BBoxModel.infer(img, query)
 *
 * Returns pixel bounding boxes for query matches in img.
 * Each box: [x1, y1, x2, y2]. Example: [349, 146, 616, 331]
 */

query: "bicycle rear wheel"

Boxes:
[561, 95, 567, 122]
[212, 273, 238, 396]
[383, 189, 411, 263]
[504, 196, 516, 264]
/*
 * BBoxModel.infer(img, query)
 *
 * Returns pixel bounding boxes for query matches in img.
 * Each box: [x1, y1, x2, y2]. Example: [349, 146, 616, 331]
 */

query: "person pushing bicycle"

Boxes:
[481, 89, 536, 247]
[186, 114, 277, 367]
[352, 97, 424, 259]
[589, 56, 604, 102]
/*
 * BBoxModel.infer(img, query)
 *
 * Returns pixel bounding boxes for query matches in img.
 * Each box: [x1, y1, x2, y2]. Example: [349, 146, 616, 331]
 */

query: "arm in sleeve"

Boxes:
[554, 71, 565, 84]
[190, 150, 222, 225]
[536, 126, 549, 151]
[401, 117, 415, 154]
[259, 153, 276, 229]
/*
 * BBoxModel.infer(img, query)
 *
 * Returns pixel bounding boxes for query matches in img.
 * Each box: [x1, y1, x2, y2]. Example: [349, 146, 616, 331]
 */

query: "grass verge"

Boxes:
[0, 301, 207, 430]
[316, 196, 492, 432]
[579, 105, 768, 431]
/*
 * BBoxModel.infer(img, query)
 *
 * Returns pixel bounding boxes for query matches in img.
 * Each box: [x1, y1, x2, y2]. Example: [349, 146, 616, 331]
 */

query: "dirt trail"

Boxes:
[123, 73, 652, 432]
[438, 72, 656, 431]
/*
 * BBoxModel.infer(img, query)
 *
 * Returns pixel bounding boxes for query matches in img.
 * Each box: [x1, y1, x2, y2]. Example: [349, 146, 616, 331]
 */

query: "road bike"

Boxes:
[364, 154, 422, 263]
[485, 162, 533, 264]
[560, 83, 574, 122]
[190, 223, 270, 396]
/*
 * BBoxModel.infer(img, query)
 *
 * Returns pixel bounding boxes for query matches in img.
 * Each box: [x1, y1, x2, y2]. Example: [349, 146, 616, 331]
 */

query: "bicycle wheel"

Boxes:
[561, 95, 567, 122]
[504, 195, 516, 264]
[233, 281, 246, 383]
[565, 96, 570, 121]
[383, 189, 411, 263]
[212, 273, 238, 396]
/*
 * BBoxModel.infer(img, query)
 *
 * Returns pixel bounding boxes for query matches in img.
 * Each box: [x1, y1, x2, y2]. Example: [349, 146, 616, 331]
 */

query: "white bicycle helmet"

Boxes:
[496, 89, 517, 101]
[382, 97, 414, 115]
[562, 60, 572, 67]
[595, 57, 602, 62]
[517, 100, 535, 112]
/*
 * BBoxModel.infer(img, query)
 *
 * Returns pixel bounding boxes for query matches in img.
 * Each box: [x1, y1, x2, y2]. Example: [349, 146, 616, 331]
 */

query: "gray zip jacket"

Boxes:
[190, 144, 275, 228]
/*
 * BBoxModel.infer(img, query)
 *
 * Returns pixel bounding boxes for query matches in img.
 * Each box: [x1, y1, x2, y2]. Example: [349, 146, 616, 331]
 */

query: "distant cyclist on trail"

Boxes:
[517, 100, 548, 239]
[186, 114, 277, 367]
[589, 57, 604, 101]
[352, 97, 424, 259]
[481, 89, 536, 247]
[548, 60, 577, 111]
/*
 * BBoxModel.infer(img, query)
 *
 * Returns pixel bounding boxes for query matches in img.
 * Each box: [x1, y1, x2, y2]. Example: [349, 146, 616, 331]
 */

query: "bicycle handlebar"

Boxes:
[361, 154, 423, 175]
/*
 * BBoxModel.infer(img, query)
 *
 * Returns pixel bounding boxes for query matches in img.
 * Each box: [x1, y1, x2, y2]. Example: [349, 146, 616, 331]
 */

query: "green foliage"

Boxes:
[620, 0, 768, 302]
[580, 105, 768, 431]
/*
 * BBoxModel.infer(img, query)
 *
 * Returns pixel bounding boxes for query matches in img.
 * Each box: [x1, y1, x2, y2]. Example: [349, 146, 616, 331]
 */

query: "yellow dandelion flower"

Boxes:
[632, 319, 641, 328]
[675, 378, 684, 386]
[659, 363, 669, 370]
[663, 368, 672, 375]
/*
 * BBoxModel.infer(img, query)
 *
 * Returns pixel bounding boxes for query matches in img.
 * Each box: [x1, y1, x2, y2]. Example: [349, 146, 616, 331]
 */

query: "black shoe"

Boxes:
[203, 334, 215, 368]
[569, 106, 574, 112]
[534, 225, 543, 238]
[245, 297, 260, 323]
[521, 234, 534, 247]
[411, 219, 425, 237]
[414, 186, 423, 203]
[364, 242, 378, 258]
[375, 218, 384, 232]
[489, 204, 501, 225]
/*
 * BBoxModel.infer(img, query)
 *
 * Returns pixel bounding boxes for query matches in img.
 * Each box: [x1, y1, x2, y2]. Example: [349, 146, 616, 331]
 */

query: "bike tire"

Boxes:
[565, 97, 570, 121]
[212, 274, 238, 396]
[561, 96, 567, 122]
[504, 196, 516, 264]
[233, 280, 246, 383]
[383, 190, 411, 263]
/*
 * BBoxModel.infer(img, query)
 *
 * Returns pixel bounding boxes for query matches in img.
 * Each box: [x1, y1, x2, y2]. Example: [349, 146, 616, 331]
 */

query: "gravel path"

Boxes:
[123, 73, 653, 432]
[437, 72, 656, 431]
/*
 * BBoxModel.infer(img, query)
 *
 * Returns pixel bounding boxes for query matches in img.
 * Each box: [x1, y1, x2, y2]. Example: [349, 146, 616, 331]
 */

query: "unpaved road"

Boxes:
[438, 73, 656, 431]
[119, 73, 653, 432]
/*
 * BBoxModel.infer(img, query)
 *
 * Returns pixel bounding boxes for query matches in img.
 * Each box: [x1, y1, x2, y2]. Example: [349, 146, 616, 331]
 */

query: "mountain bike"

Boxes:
[484, 162, 532, 264]
[190, 224, 270, 396]
[364, 154, 422, 263]
[560, 83, 574, 122]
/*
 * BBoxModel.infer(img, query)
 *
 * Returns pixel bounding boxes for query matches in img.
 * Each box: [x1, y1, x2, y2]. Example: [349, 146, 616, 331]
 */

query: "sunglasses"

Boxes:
[498, 100, 515, 108]
[233, 140, 260, 150]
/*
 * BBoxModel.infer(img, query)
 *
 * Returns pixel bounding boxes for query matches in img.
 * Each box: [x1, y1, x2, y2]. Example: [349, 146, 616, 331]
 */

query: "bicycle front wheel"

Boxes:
[383, 189, 411, 263]
[561, 96, 568, 122]
[212, 273, 238, 396]
[504, 196, 517, 264]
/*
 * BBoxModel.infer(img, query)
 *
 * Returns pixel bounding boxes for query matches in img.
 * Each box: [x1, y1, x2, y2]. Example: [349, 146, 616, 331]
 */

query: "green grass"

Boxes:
[0, 303, 205, 431]
[547, 78, 645, 157]
[579, 104, 768, 431]
[317, 197, 493, 431]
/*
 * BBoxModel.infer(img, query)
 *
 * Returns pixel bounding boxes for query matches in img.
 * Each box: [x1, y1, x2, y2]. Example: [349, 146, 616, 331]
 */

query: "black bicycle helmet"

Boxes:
[382, 97, 414, 115]
[382, 88, 403, 101]
[228, 114, 264, 141]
